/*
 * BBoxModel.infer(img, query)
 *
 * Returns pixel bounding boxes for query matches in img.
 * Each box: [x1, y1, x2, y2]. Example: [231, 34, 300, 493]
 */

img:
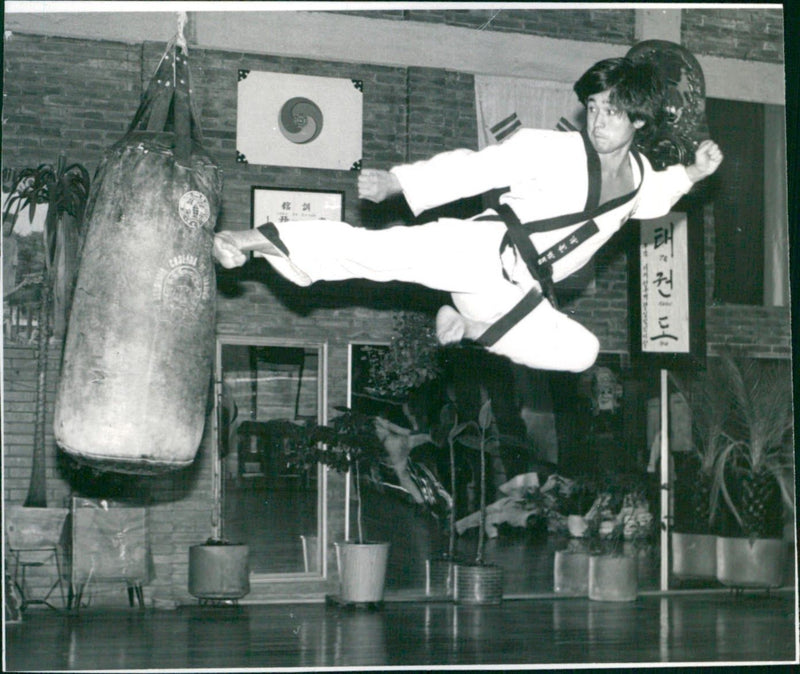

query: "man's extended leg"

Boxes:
[215, 223, 313, 286]
[215, 218, 510, 294]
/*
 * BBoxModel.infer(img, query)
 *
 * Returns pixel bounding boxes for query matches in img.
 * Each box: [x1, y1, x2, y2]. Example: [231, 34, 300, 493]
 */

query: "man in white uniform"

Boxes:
[214, 58, 722, 373]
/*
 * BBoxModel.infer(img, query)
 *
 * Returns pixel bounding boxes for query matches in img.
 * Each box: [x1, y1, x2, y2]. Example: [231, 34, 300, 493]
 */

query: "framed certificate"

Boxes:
[251, 186, 344, 229]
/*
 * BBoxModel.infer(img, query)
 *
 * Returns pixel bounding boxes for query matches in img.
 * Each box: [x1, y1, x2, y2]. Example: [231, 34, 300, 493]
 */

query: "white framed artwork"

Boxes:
[237, 70, 363, 170]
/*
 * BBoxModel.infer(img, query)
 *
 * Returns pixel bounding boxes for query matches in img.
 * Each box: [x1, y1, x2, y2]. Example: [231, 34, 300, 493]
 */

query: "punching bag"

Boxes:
[55, 37, 221, 473]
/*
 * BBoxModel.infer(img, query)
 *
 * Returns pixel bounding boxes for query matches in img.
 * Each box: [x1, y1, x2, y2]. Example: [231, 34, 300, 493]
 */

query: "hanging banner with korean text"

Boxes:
[640, 212, 690, 353]
[629, 206, 705, 371]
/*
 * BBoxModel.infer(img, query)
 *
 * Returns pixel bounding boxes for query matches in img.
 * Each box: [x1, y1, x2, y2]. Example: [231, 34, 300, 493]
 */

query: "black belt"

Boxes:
[475, 139, 644, 349]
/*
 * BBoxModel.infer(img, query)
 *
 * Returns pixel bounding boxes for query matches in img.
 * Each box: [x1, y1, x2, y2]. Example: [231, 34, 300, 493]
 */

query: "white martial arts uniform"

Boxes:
[261, 129, 694, 372]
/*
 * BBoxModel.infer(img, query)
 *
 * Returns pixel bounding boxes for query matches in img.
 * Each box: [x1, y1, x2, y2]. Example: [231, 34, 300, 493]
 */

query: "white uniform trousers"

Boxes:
[265, 218, 599, 373]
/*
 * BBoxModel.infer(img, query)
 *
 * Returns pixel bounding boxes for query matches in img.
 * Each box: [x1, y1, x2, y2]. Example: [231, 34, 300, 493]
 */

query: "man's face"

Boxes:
[585, 89, 644, 155]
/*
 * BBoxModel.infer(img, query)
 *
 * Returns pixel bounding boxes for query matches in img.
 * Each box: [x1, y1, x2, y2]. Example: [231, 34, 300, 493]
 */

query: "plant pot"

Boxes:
[671, 532, 717, 580]
[588, 554, 637, 602]
[188, 543, 250, 601]
[335, 541, 390, 603]
[623, 542, 657, 586]
[553, 549, 590, 595]
[715, 536, 787, 589]
[454, 563, 503, 605]
[425, 557, 455, 598]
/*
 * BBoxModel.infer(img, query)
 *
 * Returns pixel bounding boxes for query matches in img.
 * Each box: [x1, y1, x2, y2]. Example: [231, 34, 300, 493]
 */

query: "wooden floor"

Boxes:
[6, 590, 797, 670]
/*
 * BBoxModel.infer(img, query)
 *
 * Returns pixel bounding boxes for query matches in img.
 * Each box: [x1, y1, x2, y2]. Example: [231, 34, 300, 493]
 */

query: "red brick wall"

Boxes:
[682, 7, 784, 63]
[337, 8, 784, 64]
[2, 10, 789, 603]
[338, 8, 636, 45]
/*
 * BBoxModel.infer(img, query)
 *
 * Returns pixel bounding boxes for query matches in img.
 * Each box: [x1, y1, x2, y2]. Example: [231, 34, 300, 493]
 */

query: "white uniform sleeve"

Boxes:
[390, 130, 565, 217]
[631, 159, 694, 220]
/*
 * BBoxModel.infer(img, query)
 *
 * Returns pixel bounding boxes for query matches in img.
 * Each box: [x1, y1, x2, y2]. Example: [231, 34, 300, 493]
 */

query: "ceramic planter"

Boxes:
[588, 554, 637, 602]
[671, 532, 717, 580]
[716, 536, 787, 589]
[188, 543, 250, 602]
[335, 541, 390, 603]
[454, 563, 503, 605]
[553, 549, 590, 595]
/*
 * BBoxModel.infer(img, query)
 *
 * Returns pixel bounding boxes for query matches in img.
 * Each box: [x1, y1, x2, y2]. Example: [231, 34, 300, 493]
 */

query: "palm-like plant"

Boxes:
[3, 154, 91, 337]
[707, 356, 794, 539]
[2, 154, 91, 507]
[670, 364, 735, 534]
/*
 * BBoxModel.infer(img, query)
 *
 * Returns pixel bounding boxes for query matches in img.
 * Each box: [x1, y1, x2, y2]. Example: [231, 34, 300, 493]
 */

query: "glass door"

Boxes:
[215, 337, 327, 576]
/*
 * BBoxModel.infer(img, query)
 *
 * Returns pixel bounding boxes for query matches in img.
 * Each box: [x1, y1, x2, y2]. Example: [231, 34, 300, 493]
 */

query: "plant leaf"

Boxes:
[478, 399, 494, 430]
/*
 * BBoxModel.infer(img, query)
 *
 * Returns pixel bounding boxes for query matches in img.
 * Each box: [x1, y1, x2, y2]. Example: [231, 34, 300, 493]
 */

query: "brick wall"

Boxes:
[683, 7, 785, 63]
[2, 10, 789, 603]
[337, 8, 784, 64]
[3, 346, 68, 507]
[338, 8, 636, 45]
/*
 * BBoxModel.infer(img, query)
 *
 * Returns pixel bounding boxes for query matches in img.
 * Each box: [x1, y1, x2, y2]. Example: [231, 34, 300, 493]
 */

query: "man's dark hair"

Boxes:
[574, 57, 665, 140]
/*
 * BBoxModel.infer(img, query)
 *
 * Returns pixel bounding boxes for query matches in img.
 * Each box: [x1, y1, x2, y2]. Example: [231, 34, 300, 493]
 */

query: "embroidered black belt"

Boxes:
[475, 140, 644, 349]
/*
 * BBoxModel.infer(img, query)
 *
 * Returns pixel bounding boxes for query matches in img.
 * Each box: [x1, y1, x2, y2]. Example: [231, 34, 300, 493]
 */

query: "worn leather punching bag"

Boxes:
[55, 39, 221, 473]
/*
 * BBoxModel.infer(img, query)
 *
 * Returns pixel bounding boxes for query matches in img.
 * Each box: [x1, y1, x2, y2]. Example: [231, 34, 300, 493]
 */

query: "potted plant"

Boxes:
[359, 311, 443, 403]
[359, 311, 454, 597]
[188, 536, 250, 606]
[423, 400, 462, 599]
[585, 518, 637, 602]
[669, 369, 734, 582]
[552, 474, 598, 595]
[283, 408, 390, 605]
[705, 356, 794, 589]
[582, 472, 655, 602]
[2, 155, 90, 508]
[450, 396, 504, 605]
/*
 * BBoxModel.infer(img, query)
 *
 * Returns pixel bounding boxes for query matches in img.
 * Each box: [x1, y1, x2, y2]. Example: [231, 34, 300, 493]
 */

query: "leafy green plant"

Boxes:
[282, 408, 385, 544]
[670, 365, 735, 534]
[2, 154, 90, 507]
[560, 474, 600, 517]
[361, 311, 442, 401]
[673, 355, 793, 539]
[430, 401, 461, 562]
[3, 155, 91, 330]
[706, 356, 794, 539]
[576, 470, 655, 556]
[584, 516, 626, 557]
[447, 396, 497, 565]
[3, 156, 90, 231]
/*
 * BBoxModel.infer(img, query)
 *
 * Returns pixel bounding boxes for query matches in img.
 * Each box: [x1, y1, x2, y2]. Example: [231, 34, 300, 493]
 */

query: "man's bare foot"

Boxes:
[436, 305, 491, 344]
[214, 224, 312, 286]
[436, 305, 466, 344]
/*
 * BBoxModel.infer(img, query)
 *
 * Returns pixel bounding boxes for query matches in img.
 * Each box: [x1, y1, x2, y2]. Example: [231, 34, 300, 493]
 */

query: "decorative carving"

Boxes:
[627, 40, 710, 170]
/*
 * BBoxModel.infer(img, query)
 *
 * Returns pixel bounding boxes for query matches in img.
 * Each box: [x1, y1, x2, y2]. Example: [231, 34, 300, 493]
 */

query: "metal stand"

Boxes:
[9, 547, 66, 611]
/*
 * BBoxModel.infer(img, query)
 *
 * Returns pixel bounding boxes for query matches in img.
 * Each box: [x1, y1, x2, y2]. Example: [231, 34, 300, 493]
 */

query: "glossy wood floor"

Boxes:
[6, 590, 797, 670]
